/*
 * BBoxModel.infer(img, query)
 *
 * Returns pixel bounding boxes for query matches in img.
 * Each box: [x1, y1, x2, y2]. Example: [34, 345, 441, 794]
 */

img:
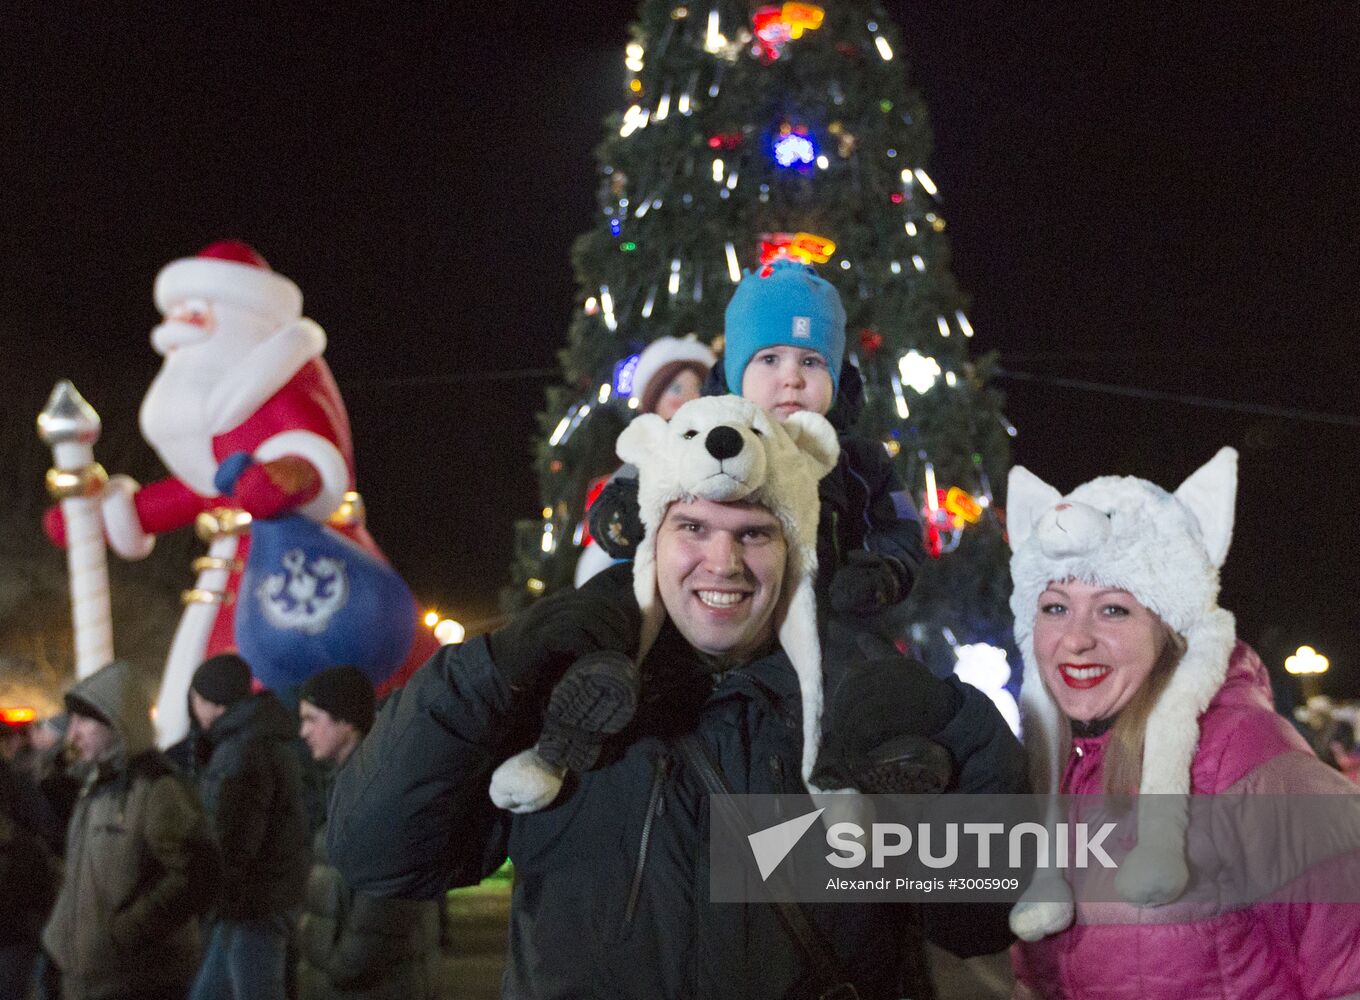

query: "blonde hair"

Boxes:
[1102, 625, 1187, 796]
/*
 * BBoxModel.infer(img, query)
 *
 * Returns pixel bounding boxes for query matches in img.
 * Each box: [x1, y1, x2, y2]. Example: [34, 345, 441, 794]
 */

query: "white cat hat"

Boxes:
[1006, 447, 1239, 941]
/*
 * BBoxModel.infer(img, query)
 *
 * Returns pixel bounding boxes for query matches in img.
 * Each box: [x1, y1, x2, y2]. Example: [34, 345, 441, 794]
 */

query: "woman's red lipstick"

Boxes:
[1058, 663, 1112, 689]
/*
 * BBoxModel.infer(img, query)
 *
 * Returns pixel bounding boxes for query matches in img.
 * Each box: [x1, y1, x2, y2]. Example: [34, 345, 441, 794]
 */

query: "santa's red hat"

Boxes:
[154, 240, 303, 321]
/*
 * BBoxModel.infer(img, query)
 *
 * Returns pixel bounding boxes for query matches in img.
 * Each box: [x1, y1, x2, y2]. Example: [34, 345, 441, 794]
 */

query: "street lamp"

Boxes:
[1285, 644, 1330, 700]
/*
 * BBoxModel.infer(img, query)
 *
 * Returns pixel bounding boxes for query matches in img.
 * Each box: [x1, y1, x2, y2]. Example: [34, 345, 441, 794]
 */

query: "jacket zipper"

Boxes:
[625, 754, 670, 926]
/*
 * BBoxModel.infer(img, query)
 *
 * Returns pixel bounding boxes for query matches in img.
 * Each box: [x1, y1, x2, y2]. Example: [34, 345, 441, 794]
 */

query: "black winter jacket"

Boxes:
[329, 623, 1027, 999]
[193, 692, 310, 919]
[298, 815, 440, 1000]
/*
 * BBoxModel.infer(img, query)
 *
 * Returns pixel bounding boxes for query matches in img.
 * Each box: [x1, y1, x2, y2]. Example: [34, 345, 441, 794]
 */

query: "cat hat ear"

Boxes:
[1007, 449, 1239, 940]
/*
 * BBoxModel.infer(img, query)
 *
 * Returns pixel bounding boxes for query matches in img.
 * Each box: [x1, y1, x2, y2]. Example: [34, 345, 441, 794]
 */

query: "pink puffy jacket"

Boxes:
[1012, 642, 1360, 999]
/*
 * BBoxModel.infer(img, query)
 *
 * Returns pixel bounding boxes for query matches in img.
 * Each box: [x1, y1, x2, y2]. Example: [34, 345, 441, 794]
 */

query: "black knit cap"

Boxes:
[298, 666, 375, 734]
[191, 653, 253, 706]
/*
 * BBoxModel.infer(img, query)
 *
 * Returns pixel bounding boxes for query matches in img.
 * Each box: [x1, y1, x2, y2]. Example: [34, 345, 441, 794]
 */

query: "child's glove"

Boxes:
[588, 477, 644, 559]
[829, 551, 904, 614]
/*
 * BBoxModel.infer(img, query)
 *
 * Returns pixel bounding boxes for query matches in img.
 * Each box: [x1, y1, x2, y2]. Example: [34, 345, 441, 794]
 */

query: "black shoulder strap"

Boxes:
[675, 734, 861, 1000]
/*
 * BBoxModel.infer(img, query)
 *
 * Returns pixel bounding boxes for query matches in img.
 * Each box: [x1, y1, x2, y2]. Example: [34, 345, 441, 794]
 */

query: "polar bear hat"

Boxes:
[617, 395, 839, 786]
[1006, 447, 1239, 940]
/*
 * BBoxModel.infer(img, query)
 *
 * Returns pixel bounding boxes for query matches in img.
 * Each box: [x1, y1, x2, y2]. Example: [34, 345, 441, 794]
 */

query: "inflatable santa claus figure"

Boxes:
[47, 241, 435, 746]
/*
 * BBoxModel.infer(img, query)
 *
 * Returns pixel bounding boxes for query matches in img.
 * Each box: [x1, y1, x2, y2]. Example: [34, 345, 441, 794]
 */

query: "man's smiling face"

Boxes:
[655, 497, 787, 663]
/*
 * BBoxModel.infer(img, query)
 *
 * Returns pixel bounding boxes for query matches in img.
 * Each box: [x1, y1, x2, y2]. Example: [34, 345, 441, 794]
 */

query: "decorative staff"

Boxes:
[37, 381, 113, 678]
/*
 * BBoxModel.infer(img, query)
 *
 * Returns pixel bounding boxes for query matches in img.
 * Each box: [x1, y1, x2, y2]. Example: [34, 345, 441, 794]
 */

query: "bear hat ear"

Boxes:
[1173, 446, 1236, 568]
[1007, 466, 1062, 550]
[617, 413, 670, 467]
[780, 410, 840, 478]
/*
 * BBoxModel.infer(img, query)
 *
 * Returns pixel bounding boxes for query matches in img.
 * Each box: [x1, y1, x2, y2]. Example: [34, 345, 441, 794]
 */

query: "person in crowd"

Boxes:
[296, 666, 439, 999]
[0, 749, 62, 1000]
[42, 660, 221, 1000]
[328, 399, 1026, 998]
[186, 654, 309, 1000]
[1005, 448, 1360, 999]
[591, 259, 923, 621]
[575, 334, 716, 588]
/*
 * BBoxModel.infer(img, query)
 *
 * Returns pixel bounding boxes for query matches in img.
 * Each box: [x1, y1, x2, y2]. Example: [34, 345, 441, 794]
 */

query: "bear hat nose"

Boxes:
[705, 425, 744, 461]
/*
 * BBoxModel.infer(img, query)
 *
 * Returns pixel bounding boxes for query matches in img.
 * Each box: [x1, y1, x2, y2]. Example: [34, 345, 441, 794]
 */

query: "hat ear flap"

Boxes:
[1007, 466, 1062, 550]
[780, 411, 840, 478]
[1173, 446, 1237, 568]
[616, 413, 670, 467]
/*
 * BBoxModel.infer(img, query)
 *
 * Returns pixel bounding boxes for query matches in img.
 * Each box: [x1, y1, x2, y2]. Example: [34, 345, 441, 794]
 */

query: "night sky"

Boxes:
[4, 4, 1356, 695]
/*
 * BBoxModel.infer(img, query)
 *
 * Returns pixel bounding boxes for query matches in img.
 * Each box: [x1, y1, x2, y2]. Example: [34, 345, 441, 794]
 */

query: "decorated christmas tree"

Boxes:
[506, 0, 1014, 674]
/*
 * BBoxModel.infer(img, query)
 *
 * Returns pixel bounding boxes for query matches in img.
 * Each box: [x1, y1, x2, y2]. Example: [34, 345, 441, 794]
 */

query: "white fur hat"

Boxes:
[1006, 447, 1239, 940]
[616, 395, 838, 786]
[154, 240, 303, 321]
[630, 335, 717, 413]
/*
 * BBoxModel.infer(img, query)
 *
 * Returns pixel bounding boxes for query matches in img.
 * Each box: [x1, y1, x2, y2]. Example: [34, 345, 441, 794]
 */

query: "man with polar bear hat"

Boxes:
[327, 395, 1026, 999]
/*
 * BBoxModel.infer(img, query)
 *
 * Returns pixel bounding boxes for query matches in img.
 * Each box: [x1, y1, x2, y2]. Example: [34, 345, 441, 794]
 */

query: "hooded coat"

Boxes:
[42, 660, 221, 999]
[1012, 642, 1360, 1000]
[192, 691, 310, 919]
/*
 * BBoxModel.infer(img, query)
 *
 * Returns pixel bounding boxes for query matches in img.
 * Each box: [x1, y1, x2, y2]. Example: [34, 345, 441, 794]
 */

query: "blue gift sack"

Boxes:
[234, 513, 416, 690]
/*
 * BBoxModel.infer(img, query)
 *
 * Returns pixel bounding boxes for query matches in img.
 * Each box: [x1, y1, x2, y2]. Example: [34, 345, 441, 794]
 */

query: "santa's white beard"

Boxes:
[140, 330, 247, 495]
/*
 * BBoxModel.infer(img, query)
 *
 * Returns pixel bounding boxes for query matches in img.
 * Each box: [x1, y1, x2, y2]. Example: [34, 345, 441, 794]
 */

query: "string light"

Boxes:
[912, 254, 926, 272]
[944, 371, 957, 387]
[598, 383, 612, 403]
[712, 157, 725, 182]
[725, 241, 741, 282]
[625, 43, 645, 73]
[655, 91, 671, 120]
[704, 8, 726, 53]
[936, 315, 951, 338]
[913, 168, 939, 197]
[641, 283, 658, 318]
[899, 350, 942, 393]
[874, 35, 893, 60]
[955, 310, 974, 337]
[600, 286, 617, 331]
[890, 372, 909, 419]
[526, 578, 546, 595]
[890, 260, 902, 274]
[905, 221, 918, 237]
[726, 167, 739, 189]
[668, 257, 682, 296]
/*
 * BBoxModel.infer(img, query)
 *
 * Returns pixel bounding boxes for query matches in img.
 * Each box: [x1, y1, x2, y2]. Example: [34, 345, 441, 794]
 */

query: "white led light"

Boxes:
[655, 92, 670, 120]
[914, 168, 938, 196]
[641, 284, 657, 318]
[668, 258, 682, 296]
[944, 371, 957, 387]
[955, 310, 974, 337]
[890, 373, 909, 419]
[705, 8, 724, 52]
[726, 168, 739, 190]
[598, 383, 612, 403]
[712, 157, 724, 182]
[600, 286, 617, 332]
[936, 315, 951, 338]
[678, 91, 691, 115]
[875, 35, 893, 61]
[924, 463, 940, 511]
[725, 241, 741, 283]
[816, 154, 830, 169]
[912, 255, 926, 272]
[840, 260, 851, 270]
[905, 221, 918, 237]
[899, 350, 942, 394]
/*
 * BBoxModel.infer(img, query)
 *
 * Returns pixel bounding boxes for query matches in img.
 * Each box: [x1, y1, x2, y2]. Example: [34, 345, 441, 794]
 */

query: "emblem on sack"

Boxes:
[257, 549, 348, 634]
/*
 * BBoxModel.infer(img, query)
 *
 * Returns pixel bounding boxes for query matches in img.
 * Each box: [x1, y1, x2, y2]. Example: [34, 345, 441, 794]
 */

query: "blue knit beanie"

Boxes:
[722, 260, 846, 394]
